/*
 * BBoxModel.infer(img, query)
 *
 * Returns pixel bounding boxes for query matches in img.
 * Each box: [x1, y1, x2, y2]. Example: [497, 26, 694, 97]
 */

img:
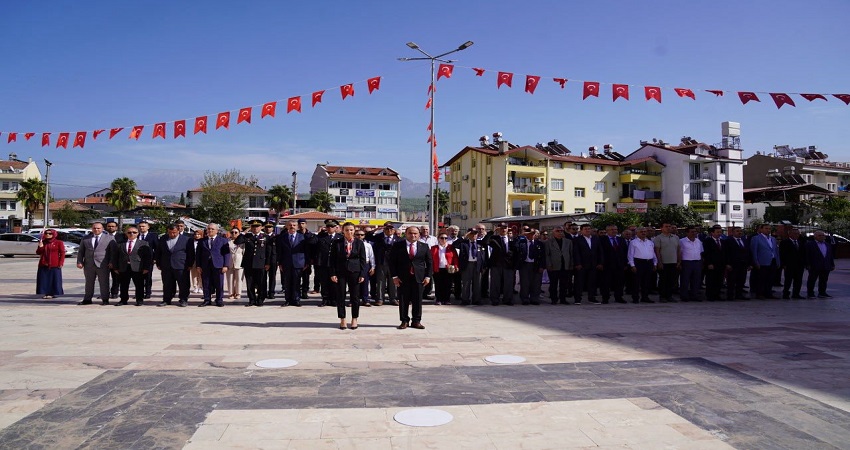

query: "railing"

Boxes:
[507, 159, 545, 167]
[511, 186, 547, 194]
[621, 168, 661, 176]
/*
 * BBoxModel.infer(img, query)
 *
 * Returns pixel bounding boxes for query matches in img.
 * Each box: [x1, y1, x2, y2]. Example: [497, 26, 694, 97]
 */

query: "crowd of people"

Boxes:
[32, 217, 839, 329]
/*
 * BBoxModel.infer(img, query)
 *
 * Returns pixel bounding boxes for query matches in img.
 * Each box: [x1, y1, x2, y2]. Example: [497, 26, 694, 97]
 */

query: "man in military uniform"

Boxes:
[315, 219, 340, 307]
[263, 222, 279, 299]
[236, 220, 276, 306]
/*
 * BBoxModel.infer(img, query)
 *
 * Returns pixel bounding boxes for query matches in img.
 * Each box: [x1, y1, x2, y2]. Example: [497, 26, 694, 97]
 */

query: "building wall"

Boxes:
[0, 160, 42, 224]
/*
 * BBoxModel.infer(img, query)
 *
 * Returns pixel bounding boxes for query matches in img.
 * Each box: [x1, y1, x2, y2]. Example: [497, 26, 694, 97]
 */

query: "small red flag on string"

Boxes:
[6, 133, 16, 143]
[92, 130, 105, 140]
[312, 90, 325, 107]
[56, 133, 69, 148]
[706, 90, 724, 97]
[287, 97, 302, 113]
[472, 68, 485, 76]
[497, 72, 513, 88]
[152, 123, 166, 139]
[738, 92, 760, 105]
[237, 107, 252, 124]
[194, 116, 207, 134]
[41, 133, 50, 147]
[216, 112, 230, 129]
[437, 64, 454, 80]
[427, 122, 432, 131]
[769, 93, 796, 109]
[583, 81, 600, 100]
[73, 132, 87, 148]
[24, 133, 35, 141]
[261, 102, 277, 117]
[367, 76, 381, 93]
[525, 75, 541, 94]
[613, 84, 630, 102]
[427, 84, 435, 95]
[800, 94, 827, 102]
[553, 78, 567, 89]
[674, 88, 696, 100]
[174, 120, 186, 138]
[109, 128, 124, 139]
[340, 84, 354, 99]
[645, 86, 662, 103]
[129, 126, 144, 140]
[425, 98, 432, 109]
[833, 94, 850, 105]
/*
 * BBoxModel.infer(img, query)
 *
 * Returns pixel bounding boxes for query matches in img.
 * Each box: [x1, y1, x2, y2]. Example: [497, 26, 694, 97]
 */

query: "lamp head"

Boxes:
[406, 42, 419, 50]
[458, 41, 474, 50]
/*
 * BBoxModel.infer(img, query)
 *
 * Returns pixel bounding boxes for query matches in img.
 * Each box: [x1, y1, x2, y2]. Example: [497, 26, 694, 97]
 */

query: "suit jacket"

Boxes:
[77, 233, 116, 269]
[276, 231, 314, 270]
[482, 232, 515, 269]
[750, 233, 781, 267]
[328, 238, 368, 278]
[389, 240, 432, 283]
[779, 238, 806, 270]
[430, 244, 460, 273]
[573, 235, 604, 268]
[454, 237, 482, 271]
[702, 236, 726, 268]
[155, 234, 194, 271]
[722, 236, 750, 268]
[367, 230, 400, 266]
[544, 237, 573, 271]
[112, 238, 153, 273]
[515, 236, 545, 270]
[139, 232, 158, 256]
[235, 232, 275, 270]
[315, 231, 339, 267]
[805, 240, 835, 272]
[600, 235, 628, 270]
[195, 235, 232, 269]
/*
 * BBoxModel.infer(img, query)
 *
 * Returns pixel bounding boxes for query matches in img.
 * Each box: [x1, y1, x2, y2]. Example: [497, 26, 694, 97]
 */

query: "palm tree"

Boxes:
[16, 178, 46, 230]
[267, 184, 293, 219]
[310, 191, 334, 213]
[433, 187, 450, 221]
[105, 177, 139, 228]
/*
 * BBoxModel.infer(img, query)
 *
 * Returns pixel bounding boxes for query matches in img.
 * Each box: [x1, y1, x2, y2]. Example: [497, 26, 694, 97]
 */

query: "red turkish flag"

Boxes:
[92, 129, 105, 140]
[312, 90, 325, 107]
[644, 86, 662, 103]
[553, 78, 567, 89]
[525, 75, 541, 94]
[613, 84, 629, 101]
[109, 128, 124, 139]
[472, 68, 485, 76]
[6, 133, 16, 143]
[432, 151, 440, 182]
[194, 116, 208, 134]
[583, 81, 600, 99]
[41, 133, 50, 147]
[425, 98, 432, 109]
[340, 84, 354, 99]
[769, 93, 795, 109]
[437, 64, 454, 80]
[73, 131, 87, 148]
[367, 76, 381, 93]
[216, 112, 230, 129]
[706, 90, 724, 97]
[174, 120, 186, 138]
[153, 123, 166, 139]
[287, 97, 302, 113]
[738, 92, 760, 105]
[129, 126, 144, 140]
[427, 84, 435, 95]
[427, 122, 432, 131]
[24, 132, 35, 141]
[237, 107, 252, 124]
[56, 133, 69, 148]
[674, 88, 696, 100]
[261, 102, 277, 117]
[497, 72, 513, 88]
[800, 94, 827, 102]
[833, 94, 850, 105]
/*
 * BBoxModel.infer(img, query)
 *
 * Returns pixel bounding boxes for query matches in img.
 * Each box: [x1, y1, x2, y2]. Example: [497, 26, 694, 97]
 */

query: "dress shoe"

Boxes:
[361, 301, 371, 307]
[110, 294, 118, 299]
[101, 301, 109, 305]
[77, 300, 93, 305]
[782, 294, 790, 299]
[144, 295, 151, 299]
[643, 299, 655, 303]
[818, 294, 832, 298]
[616, 299, 628, 304]
[807, 294, 816, 299]
[267, 295, 275, 299]
[157, 301, 170, 307]
[245, 302, 254, 307]
[115, 301, 128, 306]
[411, 322, 425, 329]
[736, 296, 750, 300]
[178, 301, 188, 307]
[791, 295, 804, 300]
[135, 302, 143, 306]
[215, 302, 224, 307]
[391, 300, 400, 306]
[374, 300, 383, 306]
[199, 301, 211, 307]
[397, 322, 408, 330]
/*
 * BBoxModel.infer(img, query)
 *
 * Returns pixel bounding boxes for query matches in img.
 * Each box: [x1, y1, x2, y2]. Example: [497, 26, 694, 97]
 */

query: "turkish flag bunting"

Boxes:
[800, 94, 827, 102]
[216, 112, 230, 129]
[613, 84, 630, 101]
[432, 151, 440, 182]
[583, 81, 600, 99]
[7, 133, 16, 143]
[427, 122, 432, 131]
[92, 130, 105, 140]
[437, 64, 454, 80]
[738, 92, 760, 105]
[340, 84, 354, 99]
[472, 68, 485, 76]
[194, 116, 208, 134]
[427, 134, 436, 145]
[109, 128, 124, 139]
[770, 93, 796, 109]
[237, 107, 252, 124]
[41, 133, 50, 147]
[153, 123, 166, 139]
[497, 72, 513, 88]
[645, 86, 662, 103]
[312, 90, 325, 107]
[57, 133, 69, 148]
[262, 102, 277, 117]
[674, 88, 696, 100]
[24, 133, 35, 141]
[525, 75, 541, 94]
[73, 131, 86, 148]
[129, 126, 144, 140]
[287, 97, 302, 113]
[553, 78, 567, 89]
[174, 120, 186, 138]
[425, 98, 432, 109]
[833, 94, 850, 105]
[706, 90, 724, 97]
[368, 76, 381, 93]
[428, 84, 435, 95]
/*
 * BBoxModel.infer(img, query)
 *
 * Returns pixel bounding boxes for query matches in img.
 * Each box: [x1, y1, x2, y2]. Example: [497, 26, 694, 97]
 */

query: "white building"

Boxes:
[310, 164, 401, 223]
[0, 154, 42, 231]
[186, 183, 270, 221]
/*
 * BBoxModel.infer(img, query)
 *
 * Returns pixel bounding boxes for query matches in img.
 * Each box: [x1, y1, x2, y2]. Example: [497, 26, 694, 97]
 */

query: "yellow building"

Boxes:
[442, 139, 663, 230]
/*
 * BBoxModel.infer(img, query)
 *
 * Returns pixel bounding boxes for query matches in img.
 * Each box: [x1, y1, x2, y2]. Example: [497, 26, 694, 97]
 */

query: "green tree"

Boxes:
[105, 177, 139, 228]
[642, 205, 705, 228]
[16, 178, 46, 230]
[178, 193, 186, 205]
[310, 191, 333, 213]
[433, 187, 449, 220]
[52, 201, 80, 227]
[590, 211, 643, 231]
[193, 169, 253, 225]
[145, 205, 172, 234]
[812, 196, 850, 223]
[267, 184, 293, 219]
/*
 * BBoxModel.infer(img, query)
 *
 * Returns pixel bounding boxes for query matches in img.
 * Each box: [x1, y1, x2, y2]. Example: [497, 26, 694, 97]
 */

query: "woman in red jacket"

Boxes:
[36, 229, 66, 299]
[430, 233, 459, 305]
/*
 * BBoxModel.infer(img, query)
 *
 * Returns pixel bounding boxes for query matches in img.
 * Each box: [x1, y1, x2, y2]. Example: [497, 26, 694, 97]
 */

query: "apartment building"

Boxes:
[310, 164, 401, 222]
[0, 154, 42, 231]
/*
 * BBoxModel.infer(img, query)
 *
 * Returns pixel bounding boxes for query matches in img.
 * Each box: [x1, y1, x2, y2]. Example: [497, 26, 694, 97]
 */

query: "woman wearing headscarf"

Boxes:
[36, 229, 65, 299]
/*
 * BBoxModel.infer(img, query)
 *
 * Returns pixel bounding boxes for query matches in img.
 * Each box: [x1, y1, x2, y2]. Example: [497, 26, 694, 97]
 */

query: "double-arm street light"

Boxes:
[399, 41, 473, 231]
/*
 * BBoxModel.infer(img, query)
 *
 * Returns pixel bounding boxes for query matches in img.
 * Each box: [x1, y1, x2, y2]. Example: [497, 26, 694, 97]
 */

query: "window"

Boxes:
[575, 164, 584, 170]
[356, 182, 372, 189]
[329, 181, 353, 189]
[720, 204, 728, 214]
[828, 183, 837, 191]
[553, 161, 563, 169]
[377, 183, 392, 190]
[551, 179, 565, 191]
[719, 162, 727, 174]
[689, 183, 702, 200]
[471, 179, 476, 188]
[486, 199, 492, 210]
[471, 200, 477, 212]
[551, 201, 564, 212]
[472, 157, 476, 168]
[595, 165, 604, 172]
[747, 208, 756, 218]
[0, 201, 5, 210]
[595, 202, 606, 213]
[574, 187, 585, 197]
[2, 181, 19, 191]
[720, 184, 727, 195]
[248, 196, 267, 208]
[593, 182, 606, 193]
[486, 176, 491, 188]
[453, 162, 461, 171]
[689, 163, 701, 180]
[334, 196, 347, 203]
[574, 208, 586, 214]
[487, 156, 492, 165]
[802, 174, 813, 183]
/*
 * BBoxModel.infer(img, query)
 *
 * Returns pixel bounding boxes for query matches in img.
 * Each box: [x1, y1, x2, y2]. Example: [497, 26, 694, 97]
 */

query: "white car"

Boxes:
[0, 233, 79, 257]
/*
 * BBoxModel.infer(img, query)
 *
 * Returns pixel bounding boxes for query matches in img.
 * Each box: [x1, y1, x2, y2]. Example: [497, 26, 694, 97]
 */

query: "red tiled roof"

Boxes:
[0, 159, 29, 170]
[320, 165, 400, 181]
[48, 200, 89, 211]
[442, 146, 663, 168]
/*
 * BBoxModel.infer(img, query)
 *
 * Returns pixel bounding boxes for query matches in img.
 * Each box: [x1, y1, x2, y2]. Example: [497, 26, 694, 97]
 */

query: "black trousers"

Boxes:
[316, 266, 334, 305]
[143, 270, 153, 297]
[201, 265, 226, 304]
[574, 267, 598, 302]
[433, 268, 453, 303]
[704, 267, 724, 301]
[334, 271, 361, 319]
[119, 270, 145, 303]
[633, 259, 654, 302]
[266, 264, 277, 296]
[397, 274, 424, 324]
[807, 269, 831, 296]
[783, 266, 804, 297]
[726, 265, 748, 300]
[756, 261, 776, 297]
[600, 266, 626, 302]
[244, 268, 267, 304]
[110, 269, 120, 297]
[161, 268, 190, 302]
[548, 269, 571, 304]
[658, 263, 678, 300]
[300, 264, 311, 296]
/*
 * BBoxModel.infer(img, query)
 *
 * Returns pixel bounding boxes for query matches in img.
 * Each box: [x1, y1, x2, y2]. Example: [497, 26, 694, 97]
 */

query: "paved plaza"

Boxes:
[0, 256, 849, 449]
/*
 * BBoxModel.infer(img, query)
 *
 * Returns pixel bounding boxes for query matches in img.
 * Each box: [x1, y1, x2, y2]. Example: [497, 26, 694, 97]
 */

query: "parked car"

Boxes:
[804, 232, 849, 245]
[0, 233, 78, 257]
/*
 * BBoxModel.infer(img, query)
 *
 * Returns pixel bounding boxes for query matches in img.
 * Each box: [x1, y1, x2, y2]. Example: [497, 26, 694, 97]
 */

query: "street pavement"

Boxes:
[0, 255, 849, 449]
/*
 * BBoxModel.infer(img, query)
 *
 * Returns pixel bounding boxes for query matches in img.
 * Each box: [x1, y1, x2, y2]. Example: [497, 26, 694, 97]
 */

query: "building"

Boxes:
[77, 188, 158, 213]
[310, 164, 401, 222]
[0, 154, 43, 232]
[186, 183, 270, 222]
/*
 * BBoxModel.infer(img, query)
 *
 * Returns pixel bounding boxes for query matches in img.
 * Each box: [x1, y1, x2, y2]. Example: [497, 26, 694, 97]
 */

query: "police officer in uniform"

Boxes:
[315, 219, 341, 307]
[236, 220, 276, 306]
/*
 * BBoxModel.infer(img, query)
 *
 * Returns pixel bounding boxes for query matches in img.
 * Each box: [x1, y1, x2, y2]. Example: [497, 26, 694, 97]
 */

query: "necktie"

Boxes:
[611, 237, 617, 250]
[471, 242, 478, 258]
[128, 240, 133, 254]
[141, 233, 146, 240]
[409, 242, 415, 259]
[209, 237, 214, 248]
[793, 240, 798, 248]
[716, 238, 721, 247]
[346, 241, 352, 256]
[94, 235, 100, 249]
[737, 238, 743, 248]
[290, 234, 295, 245]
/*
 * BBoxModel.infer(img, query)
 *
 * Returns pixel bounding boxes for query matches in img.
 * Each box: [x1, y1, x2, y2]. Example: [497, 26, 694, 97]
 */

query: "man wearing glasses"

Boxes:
[111, 225, 153, 306]
[76, 221, 117, 305]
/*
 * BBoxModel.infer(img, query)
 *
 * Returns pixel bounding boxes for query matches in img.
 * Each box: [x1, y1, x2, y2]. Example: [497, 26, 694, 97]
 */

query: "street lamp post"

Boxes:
[43, 159, 52, 228]
[291, 171, 298, 216]
[399, 41, 473, 232]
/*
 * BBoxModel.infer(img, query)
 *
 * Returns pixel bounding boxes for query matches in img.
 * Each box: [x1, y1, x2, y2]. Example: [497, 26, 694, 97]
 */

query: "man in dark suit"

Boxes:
[195, 222, 232, 307]
[276, 219, 314, 307]
[111, 225, 153, 306]
[237, 220, 275, 307]
[262, 222, 279, 299]
[805, 230, 836, 298]
[516, 228, 545, 305]
[315, 219, 340, 307]
[296, 219, 313, 299]
[367, 222, 400, 306]
[600, 224, 628, 304]
[482, 222, 516, 306]
[155, 223, 194, 307]
[137, 220, 158, 299]
[779, 228, 806, 299]
[702, 225, 726, 302]
[389, 226, 432, 329]
[76, 221, 117, 305]
[329, 222, 368, 329]
[105, 221, 125, 299]
[455, 228, 483, 305]
[722, 226, 751, 301]
[572, 224, 604, 305]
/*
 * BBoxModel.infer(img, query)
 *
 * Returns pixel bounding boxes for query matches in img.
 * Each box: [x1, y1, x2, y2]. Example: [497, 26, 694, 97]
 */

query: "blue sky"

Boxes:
[2, 1, 849, 198]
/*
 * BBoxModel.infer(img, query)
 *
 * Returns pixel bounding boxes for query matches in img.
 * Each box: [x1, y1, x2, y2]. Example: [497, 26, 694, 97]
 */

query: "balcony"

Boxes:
[509, 185, 546, 197]
[507, 158, 547, 176]
[620, 190, 662, 203]
[620, 168, 661, 183]
[689, 172, 714, 182]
